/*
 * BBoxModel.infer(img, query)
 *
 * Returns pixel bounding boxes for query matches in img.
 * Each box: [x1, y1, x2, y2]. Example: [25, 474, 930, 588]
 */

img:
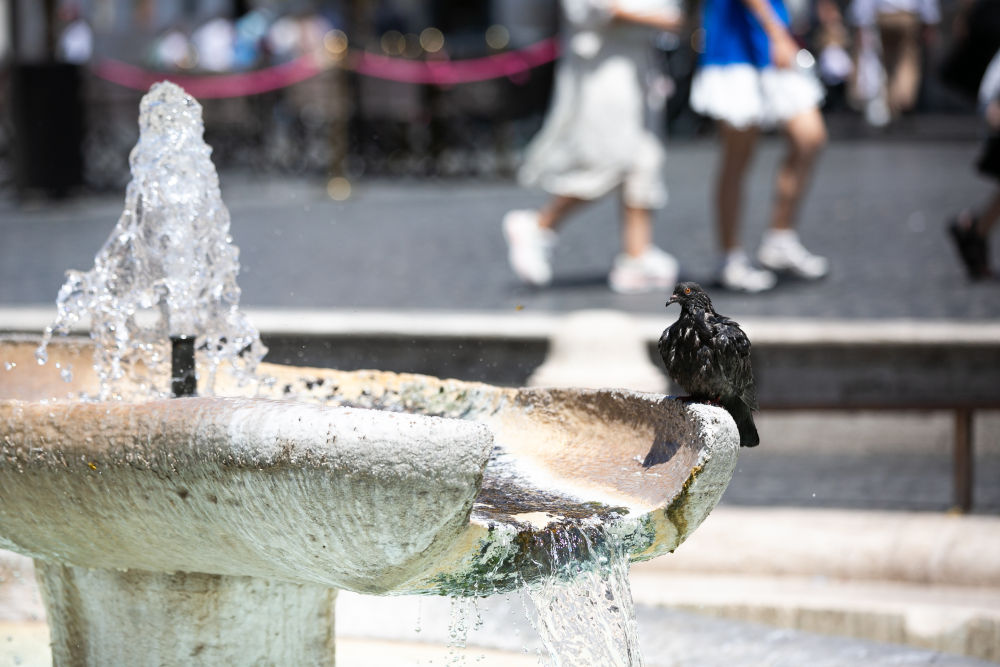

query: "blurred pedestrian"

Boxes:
[814, 0, 855, 105]
[689, 0, 830, 292]
[58, 4, 93, 64]
[503, 0, 683, 294]
[948, 49, 1000, 280]
[847, 0, 940, 124]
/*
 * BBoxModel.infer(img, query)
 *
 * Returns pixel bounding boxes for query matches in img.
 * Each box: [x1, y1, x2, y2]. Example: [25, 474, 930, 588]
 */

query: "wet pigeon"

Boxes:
[658, 282, 760, 447]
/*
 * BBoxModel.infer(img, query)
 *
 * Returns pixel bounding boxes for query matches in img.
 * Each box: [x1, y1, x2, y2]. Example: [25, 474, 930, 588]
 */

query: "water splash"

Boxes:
[521, 524, 643, 666]
[446, 596, 485, 664]
[435, 518, 645, 666]
[36, 81, 266, 399]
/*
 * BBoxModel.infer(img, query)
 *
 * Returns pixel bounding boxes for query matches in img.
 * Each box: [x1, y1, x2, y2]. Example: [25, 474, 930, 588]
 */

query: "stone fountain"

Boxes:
[0, 83, 738, 665]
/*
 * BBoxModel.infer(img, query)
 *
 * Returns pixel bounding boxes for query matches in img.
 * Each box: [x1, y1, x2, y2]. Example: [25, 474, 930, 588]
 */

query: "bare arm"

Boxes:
[611, 5, 684, 32]
[739, 0, 798, 68]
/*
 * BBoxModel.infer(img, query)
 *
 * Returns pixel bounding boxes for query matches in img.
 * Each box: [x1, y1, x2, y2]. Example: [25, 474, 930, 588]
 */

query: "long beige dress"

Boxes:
[518, 0, 673, 210]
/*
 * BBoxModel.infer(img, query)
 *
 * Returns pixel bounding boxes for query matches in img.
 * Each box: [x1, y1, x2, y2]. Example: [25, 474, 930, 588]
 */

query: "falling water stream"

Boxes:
[437, 522, 643, 666]
[26, 80, 645, 665]
[523, 527, 642, 666]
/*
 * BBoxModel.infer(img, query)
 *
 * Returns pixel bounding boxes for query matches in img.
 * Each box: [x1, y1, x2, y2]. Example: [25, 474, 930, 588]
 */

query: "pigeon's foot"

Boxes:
[673, 395, 720, 406]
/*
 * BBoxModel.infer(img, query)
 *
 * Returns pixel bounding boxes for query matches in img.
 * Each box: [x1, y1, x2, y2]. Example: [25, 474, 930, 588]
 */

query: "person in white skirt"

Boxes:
[502, 0, 683, 294]
[690, 0, 830, 292]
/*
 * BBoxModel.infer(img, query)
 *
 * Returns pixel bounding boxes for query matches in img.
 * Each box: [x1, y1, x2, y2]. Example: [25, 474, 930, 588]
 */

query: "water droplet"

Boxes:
[3, 361, 15, 371]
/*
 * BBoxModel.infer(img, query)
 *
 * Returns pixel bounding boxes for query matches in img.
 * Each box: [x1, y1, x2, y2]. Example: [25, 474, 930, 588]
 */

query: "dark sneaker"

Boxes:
[948, 217, 991, 280]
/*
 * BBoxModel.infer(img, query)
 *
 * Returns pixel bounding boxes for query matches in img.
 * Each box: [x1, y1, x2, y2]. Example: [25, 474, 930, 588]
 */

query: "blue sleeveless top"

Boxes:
[699, 0, 790, 68]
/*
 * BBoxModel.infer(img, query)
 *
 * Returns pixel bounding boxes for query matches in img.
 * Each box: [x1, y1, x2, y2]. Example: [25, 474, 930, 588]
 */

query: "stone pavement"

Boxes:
[1, 138, 998, 319]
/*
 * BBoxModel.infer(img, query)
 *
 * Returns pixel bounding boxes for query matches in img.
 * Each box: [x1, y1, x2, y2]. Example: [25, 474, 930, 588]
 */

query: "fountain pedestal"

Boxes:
[37, 564, 337, 665]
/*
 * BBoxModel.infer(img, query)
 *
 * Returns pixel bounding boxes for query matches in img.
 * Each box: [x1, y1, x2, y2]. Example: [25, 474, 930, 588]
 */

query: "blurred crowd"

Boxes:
[0, 0, 990, 190]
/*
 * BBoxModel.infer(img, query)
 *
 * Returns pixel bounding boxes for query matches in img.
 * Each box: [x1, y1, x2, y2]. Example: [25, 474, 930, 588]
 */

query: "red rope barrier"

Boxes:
[93, 54, 322, 99]
[91, 37, 560, 98]
[348, 37, 558, 86]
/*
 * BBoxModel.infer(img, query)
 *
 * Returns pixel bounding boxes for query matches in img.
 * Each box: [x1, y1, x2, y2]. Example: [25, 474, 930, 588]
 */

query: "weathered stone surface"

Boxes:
[36, 563, 337, 666]
[0, 397, 493, 593]
[0, 336, 739, 594]
[0, 335, 739, 664]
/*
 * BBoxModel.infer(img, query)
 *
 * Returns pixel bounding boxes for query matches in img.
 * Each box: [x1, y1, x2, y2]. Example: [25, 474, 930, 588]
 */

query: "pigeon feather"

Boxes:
[658, 281, 759, 447]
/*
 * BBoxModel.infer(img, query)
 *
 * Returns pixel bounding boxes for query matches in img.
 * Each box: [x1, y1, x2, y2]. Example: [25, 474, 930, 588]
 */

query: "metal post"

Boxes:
[953, 408, 973, 513]
[170, 335, 197, 397]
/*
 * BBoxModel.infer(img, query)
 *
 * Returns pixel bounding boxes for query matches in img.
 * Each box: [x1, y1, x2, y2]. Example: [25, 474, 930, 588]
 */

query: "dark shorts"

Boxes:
[978, 133, 1000, 181]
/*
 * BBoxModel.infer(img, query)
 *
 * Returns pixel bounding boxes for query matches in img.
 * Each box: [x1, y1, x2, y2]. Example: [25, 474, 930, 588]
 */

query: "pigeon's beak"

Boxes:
[666, 294, 679, 307]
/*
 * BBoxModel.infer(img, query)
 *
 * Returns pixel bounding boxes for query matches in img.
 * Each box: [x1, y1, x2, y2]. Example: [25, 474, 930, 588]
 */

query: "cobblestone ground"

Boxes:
[2, 138, 998, 319]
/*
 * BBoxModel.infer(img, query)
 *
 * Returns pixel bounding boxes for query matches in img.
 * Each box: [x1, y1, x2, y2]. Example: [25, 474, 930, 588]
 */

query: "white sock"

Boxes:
[762, 229, 799, 247]
[722, 248, 748, 267]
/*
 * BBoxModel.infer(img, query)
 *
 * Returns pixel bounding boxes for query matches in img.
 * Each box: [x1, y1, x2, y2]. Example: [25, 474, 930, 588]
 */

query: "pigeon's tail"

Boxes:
[722, 397, 760, 448]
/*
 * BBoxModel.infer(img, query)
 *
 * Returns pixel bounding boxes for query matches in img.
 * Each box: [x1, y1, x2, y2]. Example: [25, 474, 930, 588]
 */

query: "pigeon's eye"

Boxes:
[684, 287, 691, 295]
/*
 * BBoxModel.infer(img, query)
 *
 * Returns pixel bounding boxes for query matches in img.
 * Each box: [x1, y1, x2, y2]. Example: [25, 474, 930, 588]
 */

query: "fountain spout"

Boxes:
[170, 334, 197, 397]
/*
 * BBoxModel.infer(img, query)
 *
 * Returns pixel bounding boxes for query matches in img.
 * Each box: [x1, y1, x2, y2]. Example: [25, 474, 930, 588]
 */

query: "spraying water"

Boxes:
[36, 81, 266, 399]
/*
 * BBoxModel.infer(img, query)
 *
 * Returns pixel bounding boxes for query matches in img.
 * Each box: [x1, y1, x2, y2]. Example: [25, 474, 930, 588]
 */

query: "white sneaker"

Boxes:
[608, 246, 679, 294]
[757, 230, 829, 280]
[718, 251, 777, 293]
[502, 210, 556, 286]
[864, 96, 891, 128]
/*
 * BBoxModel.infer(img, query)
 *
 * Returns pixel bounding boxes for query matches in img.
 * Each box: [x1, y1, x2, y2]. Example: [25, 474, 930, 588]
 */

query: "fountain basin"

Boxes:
[1, 334, 738, 595]
[1, 334, 738, 664]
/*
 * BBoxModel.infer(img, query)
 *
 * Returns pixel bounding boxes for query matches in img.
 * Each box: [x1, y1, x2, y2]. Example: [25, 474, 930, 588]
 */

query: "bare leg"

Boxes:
[716, 123, 760, 252]
[879, 12, 922, 118]
[621, 203, 653, 257]
[538, 195, 587, 232]
[772, 107, 827, 231]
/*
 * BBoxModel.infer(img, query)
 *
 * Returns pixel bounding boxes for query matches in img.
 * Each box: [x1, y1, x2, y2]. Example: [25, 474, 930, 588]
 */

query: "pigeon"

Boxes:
[658, 281, 760, 447]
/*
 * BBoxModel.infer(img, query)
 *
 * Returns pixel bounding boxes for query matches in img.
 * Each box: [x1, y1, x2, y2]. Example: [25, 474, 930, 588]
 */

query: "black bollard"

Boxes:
[170, 335, 197, 397]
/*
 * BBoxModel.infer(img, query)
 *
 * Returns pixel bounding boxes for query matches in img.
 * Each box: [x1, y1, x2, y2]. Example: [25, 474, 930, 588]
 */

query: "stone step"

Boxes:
[652, 507, 1000, 586]
[628, 506, 1000, 661]
[630, 572, 1000, 661]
